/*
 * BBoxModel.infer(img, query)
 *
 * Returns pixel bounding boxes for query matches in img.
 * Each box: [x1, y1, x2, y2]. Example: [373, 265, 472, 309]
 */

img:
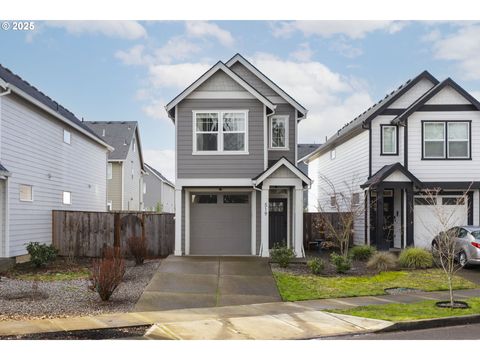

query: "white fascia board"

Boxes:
[254, 158, 312, 186]
[226, 55, 308, 120]
[5, 83, 114, 151]
[176, 178, 253, 187]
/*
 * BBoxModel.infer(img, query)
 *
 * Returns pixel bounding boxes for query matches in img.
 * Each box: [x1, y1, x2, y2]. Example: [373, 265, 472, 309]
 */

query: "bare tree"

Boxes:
[419, 186, 471, 307]
[315, 175, 365, 258]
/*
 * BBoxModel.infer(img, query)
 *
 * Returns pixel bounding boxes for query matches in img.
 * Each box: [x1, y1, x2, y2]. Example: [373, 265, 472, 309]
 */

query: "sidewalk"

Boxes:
[1, 288, 479, 339]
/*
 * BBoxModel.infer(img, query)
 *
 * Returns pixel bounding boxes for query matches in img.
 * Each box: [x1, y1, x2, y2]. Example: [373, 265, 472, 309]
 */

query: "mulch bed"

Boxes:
[0, 258, 161, 322]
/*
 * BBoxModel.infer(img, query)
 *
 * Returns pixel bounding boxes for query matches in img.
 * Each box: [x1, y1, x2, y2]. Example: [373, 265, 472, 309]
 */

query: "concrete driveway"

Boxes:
[135, 256, 281, 312]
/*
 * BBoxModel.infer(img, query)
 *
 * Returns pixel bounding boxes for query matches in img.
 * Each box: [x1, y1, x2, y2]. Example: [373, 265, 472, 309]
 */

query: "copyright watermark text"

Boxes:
[1, 21, 35, 31]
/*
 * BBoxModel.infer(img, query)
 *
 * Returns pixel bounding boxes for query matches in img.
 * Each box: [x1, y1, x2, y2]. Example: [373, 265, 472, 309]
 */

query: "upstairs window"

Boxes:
[63, 130, 71, 144]
[193, 111, 247, 154]
[381, 125, 397, 155]
[270, 115, 289, 149]
[19, 184, 33, 202]
[448, 122, 469, 159]
[423, 121, 470, 159]
[62, 191, 71, 205]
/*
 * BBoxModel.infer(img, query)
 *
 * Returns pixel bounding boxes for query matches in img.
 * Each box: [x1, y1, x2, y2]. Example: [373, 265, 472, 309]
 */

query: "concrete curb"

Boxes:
[379, 314, 480, 333]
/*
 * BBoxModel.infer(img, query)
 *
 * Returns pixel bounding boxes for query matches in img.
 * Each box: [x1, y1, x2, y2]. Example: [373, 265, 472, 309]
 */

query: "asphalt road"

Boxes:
[324, 323, 480, 340]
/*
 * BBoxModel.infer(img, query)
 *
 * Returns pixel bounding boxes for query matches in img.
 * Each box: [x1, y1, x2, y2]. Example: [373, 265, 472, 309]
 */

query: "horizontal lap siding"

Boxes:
[1, 95, 107, 257]
[177, 99, 264, 178]
[108, 162, 122, 210]
[122, 134, 143, 210]
[371, 115, 404, 173]
[143, 173, 162, 211]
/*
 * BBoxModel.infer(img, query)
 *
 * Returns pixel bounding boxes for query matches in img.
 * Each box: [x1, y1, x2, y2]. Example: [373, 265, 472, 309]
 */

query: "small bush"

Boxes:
[307, 257, 325, 275]
[91, 246, 126, 301]
[367, 252, 397, 272]
[330, 253, 352, 274]
[349, 245, 376, 261]
[398, 247, 434, 269]
[128, 236, 147, 265]
[26, 242, 58, 267]
[270, 244, 295, 268]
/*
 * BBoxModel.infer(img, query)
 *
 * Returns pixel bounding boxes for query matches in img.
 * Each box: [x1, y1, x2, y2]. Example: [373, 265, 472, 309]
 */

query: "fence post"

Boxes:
[114, 213, 121, 248]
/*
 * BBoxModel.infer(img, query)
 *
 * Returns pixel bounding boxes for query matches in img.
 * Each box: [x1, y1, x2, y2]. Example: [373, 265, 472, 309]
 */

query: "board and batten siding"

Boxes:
[122, 132, 143, 210]
[1, 94, 108, 257]
[307, 130, 369, 244]
[108, 162, 123, 210]
[267, 103, 296, 164]
[370, 115, 404, 174]
[176, 99, 265, 179]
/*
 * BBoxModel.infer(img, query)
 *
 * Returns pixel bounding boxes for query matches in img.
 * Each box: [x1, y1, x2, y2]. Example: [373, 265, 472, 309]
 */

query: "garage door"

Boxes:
[190, 193, 251, 255]
[414, 195, 468, 249]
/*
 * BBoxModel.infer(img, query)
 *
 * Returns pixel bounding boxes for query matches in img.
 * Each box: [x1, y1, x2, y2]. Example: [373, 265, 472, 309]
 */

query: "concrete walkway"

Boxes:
[1, 288, 479, 339]
[135, 256, 281, 312]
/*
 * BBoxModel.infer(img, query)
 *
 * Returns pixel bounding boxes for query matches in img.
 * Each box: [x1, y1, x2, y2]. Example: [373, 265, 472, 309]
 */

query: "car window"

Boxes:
[457, 228, 468, 238]
[471, 231, 480, 240]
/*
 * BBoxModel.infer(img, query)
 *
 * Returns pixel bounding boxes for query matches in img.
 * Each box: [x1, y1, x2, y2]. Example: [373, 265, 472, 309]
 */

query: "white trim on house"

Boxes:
[165, 62, 276, 118]
[192, 110, 249, 155]
[174, 188, 182, 256]
[381, 125, 397, 154]
[185, 189, 190, 255]
[295, 111, 298, 164]
[187, 91, 256, 100]
[269, 115, 289, 150]
[120, 162, 125, 211]
[251, 190, 257, 255]
[263, 105, 268, 170]
[253, 157, 312, 186]
[176, 178, 254, 188]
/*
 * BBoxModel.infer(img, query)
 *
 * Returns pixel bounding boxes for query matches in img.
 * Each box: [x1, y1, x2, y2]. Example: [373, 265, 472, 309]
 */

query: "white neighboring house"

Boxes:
[143, 163, 175, 213]
[0, 64, 112, 262]
[301, 71, 480, 251]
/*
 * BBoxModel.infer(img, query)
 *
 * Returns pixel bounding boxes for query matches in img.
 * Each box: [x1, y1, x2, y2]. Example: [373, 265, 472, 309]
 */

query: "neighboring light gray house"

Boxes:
[166, 54, 312, 257]
[301, 71, 480, 251]
[143, 163, 175, 213]
[298, 143, 321, 209]
[0, 64, 112, 261]
[85, 121, 146, 211]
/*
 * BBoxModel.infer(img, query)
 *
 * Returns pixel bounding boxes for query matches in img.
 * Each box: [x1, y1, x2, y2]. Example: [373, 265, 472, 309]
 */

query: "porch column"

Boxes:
[174, 188, 182, 256]
[184, 189, 190, 255]
[406, 185, 414, 247]
[260, 184, 270, 257]
[294, 185, 305, 258]
[375, 185, 387, 251]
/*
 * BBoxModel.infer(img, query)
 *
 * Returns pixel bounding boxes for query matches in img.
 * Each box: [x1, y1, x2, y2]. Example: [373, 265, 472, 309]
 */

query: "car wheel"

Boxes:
[459, 251, 468, 267]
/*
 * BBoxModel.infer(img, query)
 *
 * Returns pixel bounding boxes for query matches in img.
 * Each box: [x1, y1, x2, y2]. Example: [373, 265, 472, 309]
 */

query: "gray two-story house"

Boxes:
[166, 54, 311, 257]
[302, 71, 480, 251]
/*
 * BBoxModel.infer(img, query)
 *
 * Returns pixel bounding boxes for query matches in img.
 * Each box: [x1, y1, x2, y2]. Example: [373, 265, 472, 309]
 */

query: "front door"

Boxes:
[269, 199, 287, 248]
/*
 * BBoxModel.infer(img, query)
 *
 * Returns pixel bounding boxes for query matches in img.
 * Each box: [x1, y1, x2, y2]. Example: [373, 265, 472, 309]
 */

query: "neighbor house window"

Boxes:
[352, 193, 360, 206]
[330, 195, 336, 207]
[270, 115, 289, 149]
[107, 201, 112, 211]
[423, 121, 470, 159]
[194, 111, 247, 153]
[63, 130, 71, 144]
[381, 125, 397, 155]
[63, 191, 71, 205]
[330, 148, 336, 160]
[107, 163, 113, 180]
[19, 184, 33, 202]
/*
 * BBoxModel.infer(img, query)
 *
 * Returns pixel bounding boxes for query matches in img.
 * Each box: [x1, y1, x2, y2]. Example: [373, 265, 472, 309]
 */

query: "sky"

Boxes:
[2, 20, 480, 182]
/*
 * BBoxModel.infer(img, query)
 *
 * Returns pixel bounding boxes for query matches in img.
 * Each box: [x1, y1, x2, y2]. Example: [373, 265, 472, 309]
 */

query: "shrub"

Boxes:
[128, 236, 147, 265]
[330, 253, 351, 274]
[307, 257, 325, 275]
[26, 242, 58, 267]
[91, 246, 126, 301]
[349, 245, 376, 261]
[367, 252, 397, 272]
[398, 247, 434, 269]
[270, 244, 295, 268]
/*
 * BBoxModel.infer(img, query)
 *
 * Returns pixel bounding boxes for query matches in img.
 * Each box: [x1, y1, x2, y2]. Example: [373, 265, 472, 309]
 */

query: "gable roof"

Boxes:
[361, 162, 423, 189]
[145, 163, 174, 188]
[165, 61, 276, 121]
[298, 143, 321, 162]
[0, 64, 112, 151]
[301, 71, 439, 163]
[392, 77, 480, 125]
[85, 121, 145, 169]
[226, 53, 308, 119]
[252, 157, 312, 186]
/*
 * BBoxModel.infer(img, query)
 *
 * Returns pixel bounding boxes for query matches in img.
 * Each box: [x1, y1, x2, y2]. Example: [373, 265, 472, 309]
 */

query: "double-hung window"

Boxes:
[193, 111, 247, 154]
[269, 115, 289, 149]
[423, 121, 470, 159]
[381, 125, 397, 155]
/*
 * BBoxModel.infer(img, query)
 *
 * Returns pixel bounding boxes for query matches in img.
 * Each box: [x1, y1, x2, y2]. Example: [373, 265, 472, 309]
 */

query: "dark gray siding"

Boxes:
[177, 99, 265, 178]
[268, 103, 296, 164]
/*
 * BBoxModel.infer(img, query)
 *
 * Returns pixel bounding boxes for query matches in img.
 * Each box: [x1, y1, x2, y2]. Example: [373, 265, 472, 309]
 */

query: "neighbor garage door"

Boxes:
[414, 194, 468, 249]
[190, 193, 251, 255]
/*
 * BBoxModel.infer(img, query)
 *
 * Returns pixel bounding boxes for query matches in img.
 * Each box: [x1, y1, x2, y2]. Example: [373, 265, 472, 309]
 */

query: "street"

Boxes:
[324, 323, 480, 340]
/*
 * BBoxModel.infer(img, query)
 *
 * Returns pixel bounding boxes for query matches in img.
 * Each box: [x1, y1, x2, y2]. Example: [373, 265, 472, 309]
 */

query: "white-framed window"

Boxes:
[352, 193, 360, 206]
[423, 121, 470, 159]
[62, 191, 71, 205]
[193, 110, 248, 154]
[330, 148, 336, 160]
[19, 184, 33, 202]
[269, 115, 289, 149]
[381, 125, 397, 155]
[63, 129, 71, 144]
[107, 201, 113, 211]
[107, 163, 113, 180]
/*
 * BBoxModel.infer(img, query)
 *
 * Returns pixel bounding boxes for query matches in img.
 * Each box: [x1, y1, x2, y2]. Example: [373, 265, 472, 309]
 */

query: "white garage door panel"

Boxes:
[414, 198, 468, 249]
[190, 194, 251, 255]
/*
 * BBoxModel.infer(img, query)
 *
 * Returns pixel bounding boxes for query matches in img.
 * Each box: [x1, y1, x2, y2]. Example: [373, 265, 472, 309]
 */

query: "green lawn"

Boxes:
[273, 269, 476, 301]
[329, 297, 480, 322]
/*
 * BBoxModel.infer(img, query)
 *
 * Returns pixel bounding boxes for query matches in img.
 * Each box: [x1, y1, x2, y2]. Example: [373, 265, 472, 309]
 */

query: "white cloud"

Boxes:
[115, 45, 150, 66]
[185, 21, 235, 47]
[143, 149, 175, 184]
[290, 43, 314, 62]
[148, 62, 210, 89]
[271, 20, 406, 39]
[45, 21, 147, 39]
[248, 53, 374, 142]
[330, 40, 363, 58]
[142, 99, 169, 122]
[154, 37, 202, 64]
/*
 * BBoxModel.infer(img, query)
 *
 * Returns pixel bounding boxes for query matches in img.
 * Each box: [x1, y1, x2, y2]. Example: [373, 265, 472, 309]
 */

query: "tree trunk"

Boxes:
[448, 274, 454, 308]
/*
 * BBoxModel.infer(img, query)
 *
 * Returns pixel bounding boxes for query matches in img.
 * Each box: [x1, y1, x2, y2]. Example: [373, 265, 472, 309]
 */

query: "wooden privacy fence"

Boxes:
[52, 210, 175, 258]
[303, 212, 354, 250]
